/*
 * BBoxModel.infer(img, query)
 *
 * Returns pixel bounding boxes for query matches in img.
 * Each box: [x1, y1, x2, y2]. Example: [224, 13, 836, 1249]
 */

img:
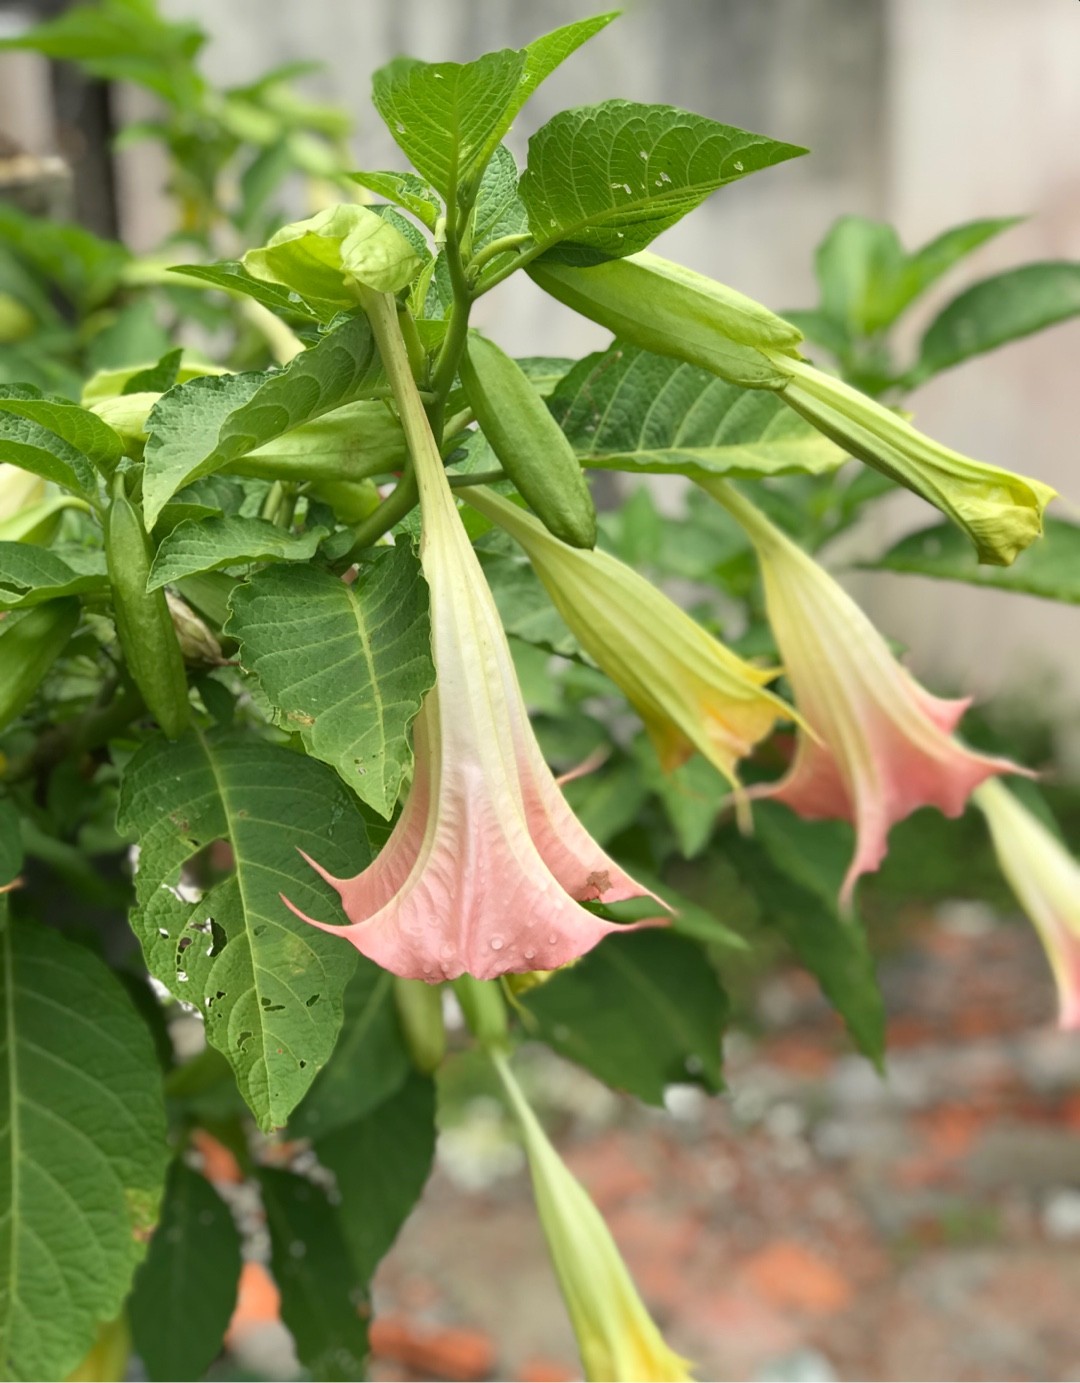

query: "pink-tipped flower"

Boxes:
[462, 484, 793, 809]
[284, 292, 665, 981]
[975, 780, 1080, 1030]
[703, 478, 1026, 907]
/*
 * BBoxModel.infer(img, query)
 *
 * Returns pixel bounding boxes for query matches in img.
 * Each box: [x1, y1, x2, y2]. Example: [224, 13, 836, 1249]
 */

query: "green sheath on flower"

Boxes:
[459, 331, 597, 549]
[528, 250, 803, 389]
[770, 353, 1056, 567]
[105, 476, 190, 740]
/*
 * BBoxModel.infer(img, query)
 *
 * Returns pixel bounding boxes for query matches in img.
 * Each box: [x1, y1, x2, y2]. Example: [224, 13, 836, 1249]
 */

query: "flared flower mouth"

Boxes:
[975, 780, 1080, 1030]
[283, 292, 668, 980]
[703, 478, 1028, 906]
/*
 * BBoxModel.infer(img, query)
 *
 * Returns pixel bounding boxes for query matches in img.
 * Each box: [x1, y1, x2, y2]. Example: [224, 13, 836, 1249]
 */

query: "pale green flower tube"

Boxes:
[493, 1050, 693, 1383]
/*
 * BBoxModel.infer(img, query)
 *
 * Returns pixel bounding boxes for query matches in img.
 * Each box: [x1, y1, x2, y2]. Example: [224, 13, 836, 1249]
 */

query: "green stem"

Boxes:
[468, 232, 533, 277]
[5, 683, 145, 784]
[474, 240, 548, 297]
[447, 469, 504, 489]
[428, 233, 473, 440]
[333, 469, 418, 569]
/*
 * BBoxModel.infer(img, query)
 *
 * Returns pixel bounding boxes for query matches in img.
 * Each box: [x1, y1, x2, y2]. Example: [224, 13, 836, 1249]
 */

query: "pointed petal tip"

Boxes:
[279, 890, 357, 937]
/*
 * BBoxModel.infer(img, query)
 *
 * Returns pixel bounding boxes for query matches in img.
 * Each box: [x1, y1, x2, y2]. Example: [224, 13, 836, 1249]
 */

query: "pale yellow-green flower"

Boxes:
[494, 1051, 693, 1382]
[463, 484, 792, 804]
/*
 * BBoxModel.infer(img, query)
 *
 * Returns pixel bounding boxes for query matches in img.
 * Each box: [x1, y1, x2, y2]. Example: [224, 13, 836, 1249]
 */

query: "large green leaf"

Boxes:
[372, 14, 616, 205]
[520, 101, 804, 264]
[315, 1074, 436, 1280]
[0, 388, 122, 476]
[470, 145, 529, 261]
[0, 411, 97, 498]
[522, 929, 726, 1104]
[289, 959, 411, 1141]
[142, 314, 385, 526]
[550, 343, 845, 478]
[866, 516, 1080, 604]
[813, 215, 1020, 339]
[0, 543, 108, 610]
[910, 262, 1080, 384]
[116, 729, 371, 1130]
[226, 544, 434, 818]
[0, 915, 167, 1381]
[128, 1160, 241, 1383]
[258, 1168, 369, 1382]
[147, 516, 327, 590]
[736, 805, 886, 1066]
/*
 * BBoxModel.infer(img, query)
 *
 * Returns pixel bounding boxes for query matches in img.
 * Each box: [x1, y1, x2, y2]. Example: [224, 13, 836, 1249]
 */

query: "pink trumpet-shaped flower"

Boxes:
[284, 294, 665, 981]
[975, 780, 1080, 1030]
[702, 478, 1026, 907]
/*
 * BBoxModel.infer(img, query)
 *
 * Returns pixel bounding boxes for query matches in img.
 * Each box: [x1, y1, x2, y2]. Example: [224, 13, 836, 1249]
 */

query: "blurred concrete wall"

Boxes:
[8, 0, 1080, 754]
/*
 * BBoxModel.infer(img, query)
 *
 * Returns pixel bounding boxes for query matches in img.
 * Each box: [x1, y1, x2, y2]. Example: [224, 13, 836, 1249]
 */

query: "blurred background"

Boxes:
[2, 2, 1079, 1379]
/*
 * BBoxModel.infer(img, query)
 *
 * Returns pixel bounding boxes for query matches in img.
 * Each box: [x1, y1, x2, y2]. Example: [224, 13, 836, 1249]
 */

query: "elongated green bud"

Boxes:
[393, 977, 447, 1074]
[226, 401, 407, 482]
[772, 353, 1055, 566]
[105, 477, 190, 739]
[452, 975, 510, 1050]
[528, 250, 802, 389]
[0, 598, 79, 734]
[459, 332, 597, 549]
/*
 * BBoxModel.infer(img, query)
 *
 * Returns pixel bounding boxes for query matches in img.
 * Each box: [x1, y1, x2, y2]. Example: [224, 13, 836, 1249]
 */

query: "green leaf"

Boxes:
[168, 261, 329, 322]
[911, 262, 1080, 383]
[0, 0, 206, 105]
[520, 101, 805, 263]
[866, 516, 1080, 604]
[225, 545, 434, 818]
[0, 410, 97, 498]
[522, 929, 726, 1104]
[0, 543, 107, 609]
[813, 215, 1020, 339]
[243, 206, 423, 303]
[122, 348, 184, 396]
[550, 343, 845, 478]
[738, 806, 886, 1065]
[561, 756, 652, 847]
[258, 1168, 369, 1382]
[128, 1161, 241, 1383]
[115, 728, 371, 1131]
[143, 314, 384, 526]
[290, 959, 411, 1140]
[373, 14, 616, 205]
[147, 516, 327, 590]
[0, 800, 19, 888]
[0, 388, 122, 476]
[348, 171, 442, 232]
[0, 205, 130, 313]
[0, 916, 167, 1382]
[315, 1074, 436, 1280]
[477, 549, 580, 658]
[470, 145, 528, 258]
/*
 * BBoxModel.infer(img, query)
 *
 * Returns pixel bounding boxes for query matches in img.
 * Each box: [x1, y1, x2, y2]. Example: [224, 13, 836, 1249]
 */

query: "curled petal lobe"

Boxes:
[975, 780, 1080, 1030]
[703, 478, 1026, 906]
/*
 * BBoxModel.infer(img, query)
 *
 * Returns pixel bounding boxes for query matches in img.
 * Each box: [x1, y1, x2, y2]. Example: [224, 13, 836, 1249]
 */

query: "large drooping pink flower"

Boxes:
[702, 478, 1027, 907]
[284, 295, 665, 981]
[975, 780, 1080, 1030]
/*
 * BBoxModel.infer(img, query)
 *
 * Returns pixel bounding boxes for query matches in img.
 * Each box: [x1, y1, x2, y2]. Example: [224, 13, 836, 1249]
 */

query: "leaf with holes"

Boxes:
[289, 958, 411, 1141]
[522, 929, 726, 1103]
[226, 544, 434, 818]
[865, 516, 1080, 605]
[372, 13, 616, 204]
[520, 101, 805, 264]
[128, 1160, 242, 1382]
[550, 342, 845, 478]
[0, 914, 167, 1382]
[258, 1168, 369, 1381]
[142, 313, 385, 527]
[147, 516, 327, 590]
[115, 728, 371, 1130]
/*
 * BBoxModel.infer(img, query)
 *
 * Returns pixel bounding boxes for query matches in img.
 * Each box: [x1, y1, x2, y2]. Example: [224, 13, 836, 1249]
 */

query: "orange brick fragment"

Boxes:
[742, 1240, 854, 1314]
[369, 1314, 495, 1381]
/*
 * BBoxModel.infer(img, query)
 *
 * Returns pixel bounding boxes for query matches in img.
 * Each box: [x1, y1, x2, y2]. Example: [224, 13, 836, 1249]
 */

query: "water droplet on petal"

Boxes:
[547, 933, 558, 945]
[489, 936, 504, 951]
[524, 947, 536, 960]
